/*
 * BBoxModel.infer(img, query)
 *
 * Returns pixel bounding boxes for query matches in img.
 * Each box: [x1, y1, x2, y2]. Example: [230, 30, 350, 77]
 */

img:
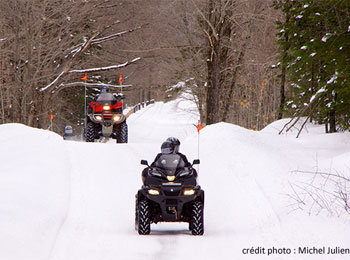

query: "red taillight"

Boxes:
[103, 105, 111, 111]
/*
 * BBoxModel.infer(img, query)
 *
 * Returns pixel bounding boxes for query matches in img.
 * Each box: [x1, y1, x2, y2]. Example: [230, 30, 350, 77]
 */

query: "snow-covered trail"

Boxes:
[1, 97, 350, 260]
[49, 142, 142, 260]
[45, 101, 312, 260]
[48, 99, 201, 260]
[128, 100, 198, 145]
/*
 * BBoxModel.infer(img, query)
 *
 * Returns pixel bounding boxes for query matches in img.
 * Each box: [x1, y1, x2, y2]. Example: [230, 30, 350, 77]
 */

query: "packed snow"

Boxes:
[1, 96, 350, 260]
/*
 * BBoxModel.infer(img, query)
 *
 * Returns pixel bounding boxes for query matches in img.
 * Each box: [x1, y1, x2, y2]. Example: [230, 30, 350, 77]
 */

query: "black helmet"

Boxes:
[161, 141, 174, 154]
[166, 137, 180, 153]
[64, 125, 73, 134]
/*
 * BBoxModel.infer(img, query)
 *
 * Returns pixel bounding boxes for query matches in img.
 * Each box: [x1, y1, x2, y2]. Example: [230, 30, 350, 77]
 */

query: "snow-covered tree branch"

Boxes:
[69, 57, 141, 74]
[40, 57, 140, 92]
[52, 82, 132, 95]
[39, 32, 99, 92]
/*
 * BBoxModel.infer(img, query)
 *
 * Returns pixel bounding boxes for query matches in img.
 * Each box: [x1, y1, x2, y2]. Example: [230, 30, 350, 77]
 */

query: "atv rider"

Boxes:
[152, 137, 191, 167]
[87, 87, 125, 114]
[63, 125, 75, 140]
[142, 137, 191, 179]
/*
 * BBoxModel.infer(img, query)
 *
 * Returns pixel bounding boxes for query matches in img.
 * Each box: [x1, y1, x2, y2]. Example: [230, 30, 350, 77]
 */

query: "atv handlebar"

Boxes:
[140, 159, 200, 166]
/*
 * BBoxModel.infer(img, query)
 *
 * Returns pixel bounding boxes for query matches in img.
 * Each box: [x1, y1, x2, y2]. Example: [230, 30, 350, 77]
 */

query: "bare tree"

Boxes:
[171, 0, 281, 129]
[0, 0, 140, 130]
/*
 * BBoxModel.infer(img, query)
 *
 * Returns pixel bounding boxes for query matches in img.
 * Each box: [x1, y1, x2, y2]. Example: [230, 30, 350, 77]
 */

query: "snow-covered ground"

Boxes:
[1, 96, 350, 260]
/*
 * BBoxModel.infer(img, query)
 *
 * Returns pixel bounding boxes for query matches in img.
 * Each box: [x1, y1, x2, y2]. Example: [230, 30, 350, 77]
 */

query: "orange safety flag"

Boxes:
[50, 112, 54, 120]
[119, 73, 123, 84]
[197, 120, 204, 133]
[81, 72, 87, 81]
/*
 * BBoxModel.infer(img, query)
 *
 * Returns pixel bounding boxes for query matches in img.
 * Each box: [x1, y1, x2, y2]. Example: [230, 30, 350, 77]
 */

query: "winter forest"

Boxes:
[0, 0, 349, 134]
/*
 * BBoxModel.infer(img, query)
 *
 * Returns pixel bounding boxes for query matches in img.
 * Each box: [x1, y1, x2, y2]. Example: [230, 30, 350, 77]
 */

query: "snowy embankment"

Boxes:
[1, 96, 350, 260]
[0, 124, 70, 259]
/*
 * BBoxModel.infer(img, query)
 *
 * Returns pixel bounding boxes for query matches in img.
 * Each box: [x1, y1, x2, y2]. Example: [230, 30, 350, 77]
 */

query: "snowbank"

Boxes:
[0, 124, 70, 260]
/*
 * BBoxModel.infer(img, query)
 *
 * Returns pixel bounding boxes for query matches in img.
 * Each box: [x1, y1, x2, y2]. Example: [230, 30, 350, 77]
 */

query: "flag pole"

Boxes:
[196, 120, 204, 173]
[81, 72, 88, 130]
[119, 73, 123, 95]
[119, 73, 123, 108]
[198, 121, 200, 159]
[196, 120, 204, 158]
[84, 82, 86, 128]
[49, 112, 53, 131]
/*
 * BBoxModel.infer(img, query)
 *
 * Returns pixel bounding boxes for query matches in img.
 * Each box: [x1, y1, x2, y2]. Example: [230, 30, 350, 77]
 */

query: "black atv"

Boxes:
[85, 91, 128, 143]
[135, 154, 204, 235]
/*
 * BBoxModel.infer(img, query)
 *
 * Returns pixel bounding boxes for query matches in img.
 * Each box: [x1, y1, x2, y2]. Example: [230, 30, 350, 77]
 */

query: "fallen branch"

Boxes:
[288, 168, 350, 216]
[279, 98, 322, 136]
[291, 169, 350, 183]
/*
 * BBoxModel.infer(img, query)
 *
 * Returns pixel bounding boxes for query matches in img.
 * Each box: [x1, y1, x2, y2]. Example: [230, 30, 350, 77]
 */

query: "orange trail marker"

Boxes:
[81, 72, 87, 81]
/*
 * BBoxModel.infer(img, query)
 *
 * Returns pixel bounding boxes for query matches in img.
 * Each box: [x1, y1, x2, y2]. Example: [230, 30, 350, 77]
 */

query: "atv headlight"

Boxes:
[103, 105, 111, 111]
[95, 115, 103, 121]
[183, 189, 195, 196]
[148, 189, 160, 195]
[113, 114, 122, 122]
[167, 175, 175, 181]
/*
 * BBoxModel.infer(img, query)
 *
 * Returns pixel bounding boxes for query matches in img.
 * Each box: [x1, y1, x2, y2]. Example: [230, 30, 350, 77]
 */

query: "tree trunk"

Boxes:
[221, 3, 256, 122]
[205, 0, 220, 125]
[0, 54, 4, 124]
[278, 64, 286, 119]
[278, 9, 290, 120]
[329, 107, 336, 133]
[206, 60, 220, 124]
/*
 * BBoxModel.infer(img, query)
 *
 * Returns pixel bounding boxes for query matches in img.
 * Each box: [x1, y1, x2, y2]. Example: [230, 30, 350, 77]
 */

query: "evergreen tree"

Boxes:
[274, 0, 350, 132]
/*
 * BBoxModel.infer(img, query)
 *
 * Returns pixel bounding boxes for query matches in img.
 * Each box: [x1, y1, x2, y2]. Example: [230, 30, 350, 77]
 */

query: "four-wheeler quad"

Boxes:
[135, 154, 204, 235]
[85, 88, 128, 143]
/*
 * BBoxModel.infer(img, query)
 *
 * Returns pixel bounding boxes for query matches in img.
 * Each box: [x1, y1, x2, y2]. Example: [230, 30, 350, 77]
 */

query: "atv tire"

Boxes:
[137, 200, 151, 235]
[86, 122, 96, 142]
[191, 201, 204, 235]
[116, 121, 128, 143]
